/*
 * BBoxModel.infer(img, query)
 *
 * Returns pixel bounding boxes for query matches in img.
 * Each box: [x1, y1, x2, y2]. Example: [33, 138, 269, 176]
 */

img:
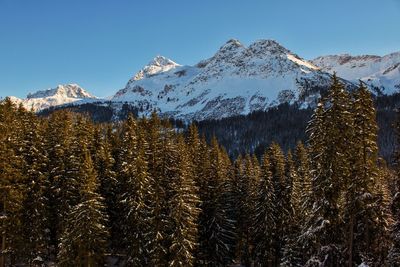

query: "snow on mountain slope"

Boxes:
[127, 55, 181, 84]
[311, 52, 400, 94]
[113, 39, 337, 120]
[10, 84, 97, 111]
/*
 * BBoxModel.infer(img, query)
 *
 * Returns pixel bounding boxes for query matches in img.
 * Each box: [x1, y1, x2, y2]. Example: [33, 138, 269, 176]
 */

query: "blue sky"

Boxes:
[1, 0, 399, 98]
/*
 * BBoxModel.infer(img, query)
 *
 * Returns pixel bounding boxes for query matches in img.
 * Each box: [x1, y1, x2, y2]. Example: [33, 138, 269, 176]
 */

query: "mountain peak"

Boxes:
[248, 39, 290, 55]
[220, 39, 244, 49]
[27, 84, 94, 99]
[10, 84, 96, 112]
[131, 55, 181, 81]
[148, 55, 179, 68]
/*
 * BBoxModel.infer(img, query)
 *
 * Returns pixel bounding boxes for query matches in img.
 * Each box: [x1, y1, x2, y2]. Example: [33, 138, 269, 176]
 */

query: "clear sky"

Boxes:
[1, 0, 399, 98]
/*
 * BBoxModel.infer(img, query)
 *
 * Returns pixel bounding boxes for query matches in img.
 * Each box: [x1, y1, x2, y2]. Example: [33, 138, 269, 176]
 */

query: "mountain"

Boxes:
[112, 39, 343, 120]
[311, 52, 400, 94]
[9, 39, 399, 120]
[10, 84, 97, 111]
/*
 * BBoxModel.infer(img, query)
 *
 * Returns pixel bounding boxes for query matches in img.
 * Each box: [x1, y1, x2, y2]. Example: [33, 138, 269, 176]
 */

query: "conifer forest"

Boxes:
[1, 76, 400, 267]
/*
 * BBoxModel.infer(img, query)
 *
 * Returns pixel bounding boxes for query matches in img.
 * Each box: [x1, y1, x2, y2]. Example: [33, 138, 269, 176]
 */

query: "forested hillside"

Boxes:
[1, 76, 400, 266]
[37, 93, 400, 164]
[196, 92, 400, 163]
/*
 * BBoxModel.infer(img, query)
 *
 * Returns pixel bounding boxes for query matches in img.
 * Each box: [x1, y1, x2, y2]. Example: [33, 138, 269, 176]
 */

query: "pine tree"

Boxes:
[343, 82, 391, 266]
[294, 141, 312, 215]
[0, 99, 25, 266]
[42, 110, 74, 258]
[58, 115, 94, 234]
[57, 149, 109, 267]
[142, 113, 170, 266]
[301, 74, 353, 266]
[268, 142, 289, 266]
[91, 125, 119, 255]
[282, 151, 303, 266]
[20, 112, 49, 264]
[388, 110, 400, 266]
[292, 141, 312, 265]
[118, 115, 152, 265]
[197, 137, 236, 266]
[388, 189, 400, 265]
[253, 152, 276, 267]
[167, 136, 200, 267]
[237, 154, 259, 266]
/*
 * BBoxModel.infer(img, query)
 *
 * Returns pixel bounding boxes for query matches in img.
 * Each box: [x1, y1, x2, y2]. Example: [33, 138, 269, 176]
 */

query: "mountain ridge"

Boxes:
[311, 51, 400, 94]
[5, 39, 400, 119]
[10, 84, 96, 111]
[112, 39, 339, 120]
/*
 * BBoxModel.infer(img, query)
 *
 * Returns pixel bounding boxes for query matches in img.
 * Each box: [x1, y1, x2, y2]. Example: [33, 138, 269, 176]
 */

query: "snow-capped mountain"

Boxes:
[112, 39, 340, 120]
[10, 84, 97, 111]
[10, 39, 398, 121]
[311, 52, 400, 94]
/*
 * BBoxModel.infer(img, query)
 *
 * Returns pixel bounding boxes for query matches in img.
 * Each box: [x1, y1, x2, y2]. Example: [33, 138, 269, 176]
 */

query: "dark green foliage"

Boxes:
[253, 154, 276, 267]
[197, 138, 236, 266]
[1, 76, 400, 267]
[20, 113, 50, 263]
[57, 150, 109, 267]
[167, 136, 200, 267]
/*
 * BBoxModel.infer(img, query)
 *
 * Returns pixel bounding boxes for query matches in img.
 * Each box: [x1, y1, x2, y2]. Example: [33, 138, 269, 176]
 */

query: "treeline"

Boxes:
[196, 93, 400, 163]
[37, 102, 140, 123]
[196, 103, 311, 159]
[0, 75, 400, 266]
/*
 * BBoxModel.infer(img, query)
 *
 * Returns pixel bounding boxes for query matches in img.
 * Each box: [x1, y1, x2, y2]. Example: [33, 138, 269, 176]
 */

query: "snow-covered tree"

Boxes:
[91, 126, 118, 254]
[197, 137, 236, 266]
[233, 154, 259, 266]
[268, 142, 289, 266]
[301, 75, 353, 266]
[57, 149, 109, 267]
[167, 136, 200, 267]
[343, 82, 391, 266]
[20, 113, 50, 263]
[282, 151, 303, 266]
[118, 115, 153, 265]
[43, 111, 74, 256]
[253, 153, 276, 267]
[0, 99, 25, 266]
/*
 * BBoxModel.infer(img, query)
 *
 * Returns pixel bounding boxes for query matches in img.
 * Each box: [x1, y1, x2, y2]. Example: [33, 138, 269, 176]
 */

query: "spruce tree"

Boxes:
[294, 141, 312, 216]
[57, 149, 109, 267]
[233, 154, 259, 266]
[91, 126, 119, 255]
[142, 113, 170, 266]
[20, 113, 49, 264]
[197, 137, 236, 266]
[0, 99, 25, 266]
[253, 152, 276, 267]
[282, 151, 303, 266]
[301, 74, 353, 266]
[388, 189, 400, 265]
[388, 110, 400, 265]
[42, 110, 73, 258]
[118, 115, 152, 265]
[168, 136, 200, 267]
[268, 142, 289, 266]
[343, 82, 390, 265]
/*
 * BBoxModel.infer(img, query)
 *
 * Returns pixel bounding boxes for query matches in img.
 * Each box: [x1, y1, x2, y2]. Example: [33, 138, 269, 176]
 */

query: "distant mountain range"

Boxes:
[9, 84, 96, 111]
[8, 39, 400, 120]
[311, 52, 400, 94]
